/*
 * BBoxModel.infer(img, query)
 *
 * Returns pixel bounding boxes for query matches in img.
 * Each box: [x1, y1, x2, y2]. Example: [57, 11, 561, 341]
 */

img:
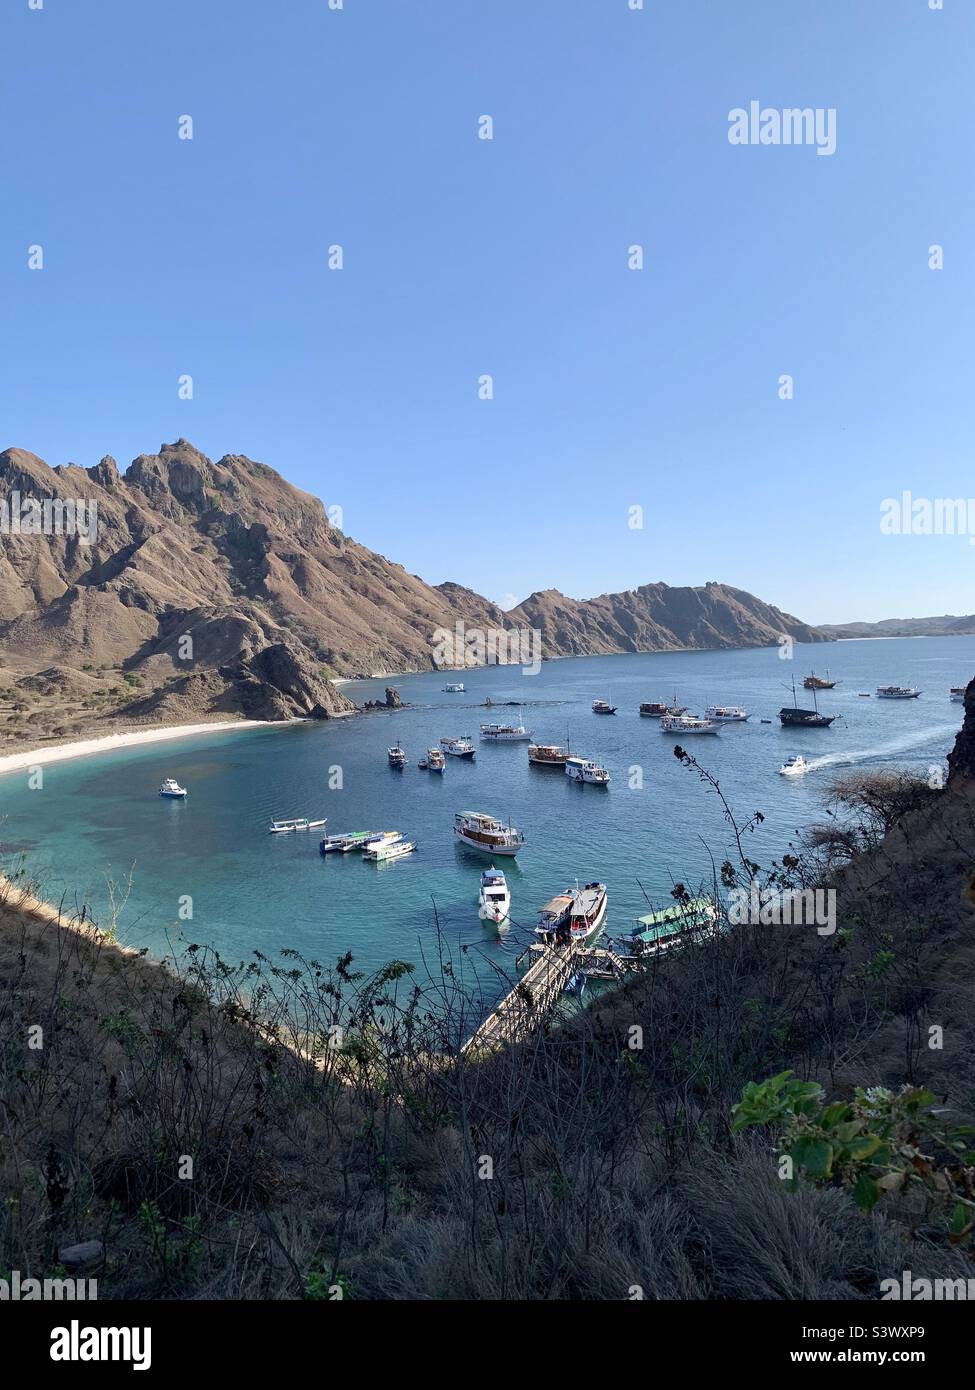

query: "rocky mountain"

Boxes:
[509, 582, 825, 656]
[0, 439, 827, 744]
[820, 615, 975, 640]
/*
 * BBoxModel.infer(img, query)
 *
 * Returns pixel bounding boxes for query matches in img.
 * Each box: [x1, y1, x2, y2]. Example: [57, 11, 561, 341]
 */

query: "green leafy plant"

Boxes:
[733, 1071, 975, 1242]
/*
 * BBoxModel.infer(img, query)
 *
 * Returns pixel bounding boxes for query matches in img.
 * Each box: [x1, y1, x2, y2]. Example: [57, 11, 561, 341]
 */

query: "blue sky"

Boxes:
[2, 0, 973, 623]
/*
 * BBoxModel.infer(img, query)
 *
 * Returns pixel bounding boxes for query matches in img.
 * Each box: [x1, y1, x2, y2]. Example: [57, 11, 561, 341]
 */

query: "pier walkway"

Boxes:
[461, 941, 641, 1053]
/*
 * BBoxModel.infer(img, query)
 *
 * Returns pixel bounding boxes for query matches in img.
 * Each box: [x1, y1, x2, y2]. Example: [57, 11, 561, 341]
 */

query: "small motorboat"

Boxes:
[478, 867, 511, 924]
[159, 778, 187, 798]
[779, 755, 808, 778]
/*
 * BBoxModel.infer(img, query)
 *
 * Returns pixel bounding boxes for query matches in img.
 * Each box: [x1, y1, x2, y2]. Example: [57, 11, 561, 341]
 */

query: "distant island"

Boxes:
[820, 615, 975, 640]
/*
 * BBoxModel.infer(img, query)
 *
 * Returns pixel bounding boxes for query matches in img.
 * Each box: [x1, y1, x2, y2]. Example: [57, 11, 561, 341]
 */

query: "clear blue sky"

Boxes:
[3, 0, 973, 623]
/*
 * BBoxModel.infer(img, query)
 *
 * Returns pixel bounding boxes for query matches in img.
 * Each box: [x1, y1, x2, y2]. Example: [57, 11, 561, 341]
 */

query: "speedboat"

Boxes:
[270, 816, 327, 833]
[440, 736, 476, 759]
[363, 835, 417, 863]
[454, 810, 525, 856]
[705, 705, 749, 722]
[159, 778, 187, 798]
[779, 755, 808, 777]
[564, 756, 610, 785]
[592, 700, 616, 715]
[425, 747, 446, 772]
[659, 714, 719, 735]
[480, 723, 532, 741]
[478, 867, 511, 924]
[388, 745, 408, 767]
[528, 743, 570, 766]
[876, 686, 921, 699]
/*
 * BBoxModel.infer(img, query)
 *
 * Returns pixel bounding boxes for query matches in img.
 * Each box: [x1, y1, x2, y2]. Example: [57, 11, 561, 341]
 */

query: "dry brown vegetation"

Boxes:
[2, 729, 974, 1301]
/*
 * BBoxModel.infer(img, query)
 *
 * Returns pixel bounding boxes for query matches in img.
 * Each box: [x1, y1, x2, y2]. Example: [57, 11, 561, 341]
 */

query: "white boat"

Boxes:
[950, 687, 967, 703]
[454, 810, 525, 857]
[425, 747, 446, 772]
[659, 714, 719, 736]
[361, 830, 401, 852]
[779, 755, 808, 777]
[270, 817, 327, 833]
[388, 745, 407, 767]
[592, 700, 617, 715]
[364, 834, 417, 863]
[158, 778, 187, 798]
[528, 743, 570, 766]
[480, 723, 532, 741]
[564, 756, 610, 785]
[569, 882, 608, 943]
[478, 867, 511, 924]
[443, 682, 465, 693]
[440, 736, 476, 759]
[876, 686, 921, 699]
[705, 705, 749, 722]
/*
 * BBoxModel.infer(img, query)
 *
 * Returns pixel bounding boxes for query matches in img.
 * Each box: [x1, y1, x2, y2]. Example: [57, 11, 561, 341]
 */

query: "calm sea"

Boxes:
[1, 638, 970, 1007]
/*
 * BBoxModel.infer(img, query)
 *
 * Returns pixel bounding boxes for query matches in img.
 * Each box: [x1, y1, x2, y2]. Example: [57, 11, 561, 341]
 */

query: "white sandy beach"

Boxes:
[0, 720, 274, 777]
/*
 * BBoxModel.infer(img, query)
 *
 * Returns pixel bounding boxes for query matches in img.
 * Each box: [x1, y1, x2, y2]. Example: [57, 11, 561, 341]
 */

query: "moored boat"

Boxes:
[480, 722, 532, 741]
[592, 700, 616, 715]
[528, 743, 570, 766]
[564, 756, 610, 785]
[158, 778, 187, 798]
[270, 816, 327, 833]
[478, 866, 511, 924]
[803, 671, 836, 690]
[705, 705, 749, 722]
[950, 687, 967, 703]
[532, 881, 608, 946]
[453, 810, 525, 856]
[388, 745, 408, 767]
[620, 897, 718, 957]
[443, 682, 465, 693]
[659, 714, 719, 735]
[440, 736, 476, 759]
[779, 678, 837, 728]
[876, 685, 921, 699]
[425, 747, 446, 772]
[640, 693, 687, 718]
[363, 834, 417, 863]
[569, 882, 608, 944]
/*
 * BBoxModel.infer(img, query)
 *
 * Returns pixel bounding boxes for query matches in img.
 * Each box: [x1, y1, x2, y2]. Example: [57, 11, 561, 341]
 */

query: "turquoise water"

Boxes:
[1, 639, 970, 1006]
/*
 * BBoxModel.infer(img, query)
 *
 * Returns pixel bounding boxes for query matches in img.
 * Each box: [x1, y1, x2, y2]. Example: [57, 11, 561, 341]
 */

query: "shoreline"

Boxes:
[0, 718, 280, 778]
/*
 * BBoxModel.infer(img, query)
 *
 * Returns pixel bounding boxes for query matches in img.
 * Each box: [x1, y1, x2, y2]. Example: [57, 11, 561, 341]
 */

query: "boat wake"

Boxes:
[800, 724, 960, 775]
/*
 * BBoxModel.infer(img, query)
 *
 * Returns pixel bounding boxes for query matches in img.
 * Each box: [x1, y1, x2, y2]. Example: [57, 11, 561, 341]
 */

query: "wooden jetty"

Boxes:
[461, 941, 641, 1054]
